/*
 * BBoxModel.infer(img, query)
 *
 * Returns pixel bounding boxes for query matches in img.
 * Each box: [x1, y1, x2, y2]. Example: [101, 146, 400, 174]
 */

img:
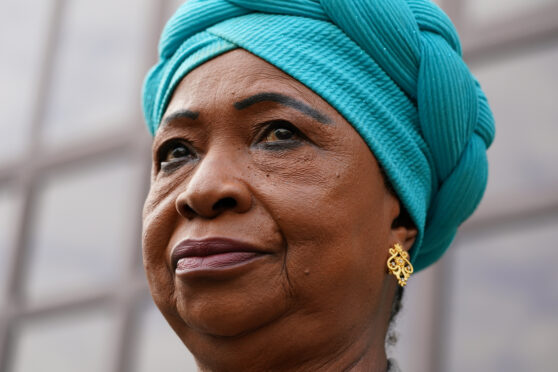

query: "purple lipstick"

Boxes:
[171, 238, 268, 275]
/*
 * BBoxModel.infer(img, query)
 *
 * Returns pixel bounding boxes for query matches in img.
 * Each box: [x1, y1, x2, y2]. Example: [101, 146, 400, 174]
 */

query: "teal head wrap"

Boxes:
[142, 0, 495, 271]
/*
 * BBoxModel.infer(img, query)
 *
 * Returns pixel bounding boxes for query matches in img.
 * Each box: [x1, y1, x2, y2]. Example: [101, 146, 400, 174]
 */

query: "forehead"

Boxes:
[166, 49, 328, 112]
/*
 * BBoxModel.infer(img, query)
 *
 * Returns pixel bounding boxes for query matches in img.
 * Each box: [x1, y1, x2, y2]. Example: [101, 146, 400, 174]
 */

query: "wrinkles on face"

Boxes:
[142, 49, 407, 372]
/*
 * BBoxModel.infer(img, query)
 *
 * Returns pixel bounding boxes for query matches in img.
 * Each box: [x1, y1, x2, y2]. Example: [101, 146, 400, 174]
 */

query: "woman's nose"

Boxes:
[175, 152, 252, 219]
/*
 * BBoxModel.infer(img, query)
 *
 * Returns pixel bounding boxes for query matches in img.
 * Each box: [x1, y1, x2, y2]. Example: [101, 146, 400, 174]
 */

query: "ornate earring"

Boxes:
[387, 243, 413, 287]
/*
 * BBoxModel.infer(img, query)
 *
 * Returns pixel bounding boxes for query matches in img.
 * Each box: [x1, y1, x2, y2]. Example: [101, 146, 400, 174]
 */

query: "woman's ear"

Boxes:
[389, 201, 417, 252]
[382, 168, 417, 252]
[390, 225, 417, 253]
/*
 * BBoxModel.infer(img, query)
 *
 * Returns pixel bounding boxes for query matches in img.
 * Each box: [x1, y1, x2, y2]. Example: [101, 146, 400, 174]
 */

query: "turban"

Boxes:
[142, 0, 495, 271]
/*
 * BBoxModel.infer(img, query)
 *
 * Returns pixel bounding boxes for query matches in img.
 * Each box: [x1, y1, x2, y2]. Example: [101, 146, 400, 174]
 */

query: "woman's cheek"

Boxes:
[142, 190, 179, 299]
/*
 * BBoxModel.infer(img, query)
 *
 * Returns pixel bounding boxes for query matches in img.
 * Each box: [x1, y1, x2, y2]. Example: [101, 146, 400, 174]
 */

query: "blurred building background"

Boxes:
[0, 0, 557, 371]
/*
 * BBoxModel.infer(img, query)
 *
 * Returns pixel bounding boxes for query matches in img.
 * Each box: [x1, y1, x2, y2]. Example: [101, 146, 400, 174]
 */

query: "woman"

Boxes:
[141, 1, 494, 371]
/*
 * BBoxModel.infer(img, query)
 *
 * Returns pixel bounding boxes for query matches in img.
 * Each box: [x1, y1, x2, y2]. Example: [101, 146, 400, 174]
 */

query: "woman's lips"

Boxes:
[176, 252, 261, 271]
[171, 238, 268, 275]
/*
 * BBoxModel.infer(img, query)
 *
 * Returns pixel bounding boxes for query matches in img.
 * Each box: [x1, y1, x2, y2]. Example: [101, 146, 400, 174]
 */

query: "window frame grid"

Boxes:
[0, 0, 167, 371]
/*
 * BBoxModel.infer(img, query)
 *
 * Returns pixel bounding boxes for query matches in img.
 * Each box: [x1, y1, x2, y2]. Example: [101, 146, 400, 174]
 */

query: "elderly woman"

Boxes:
[141, 0, 494, 371]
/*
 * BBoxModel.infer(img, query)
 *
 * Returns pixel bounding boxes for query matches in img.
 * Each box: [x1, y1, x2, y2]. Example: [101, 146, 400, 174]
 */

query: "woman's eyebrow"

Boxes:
[161, 109, 200, 127]
[234, 92, 333, 124]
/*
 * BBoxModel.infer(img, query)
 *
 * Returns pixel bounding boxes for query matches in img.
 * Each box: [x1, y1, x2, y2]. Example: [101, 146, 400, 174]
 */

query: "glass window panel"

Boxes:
[466, 0, 557, 24]
[41, 0, 149, 147]
[134, 297, 197, 372]
[23, 157, 142, 303]
[471, 45, 558, 218]
[11, 307, 116, 372]
[446, 217, 558, 371]
[0, 0, 51, 164]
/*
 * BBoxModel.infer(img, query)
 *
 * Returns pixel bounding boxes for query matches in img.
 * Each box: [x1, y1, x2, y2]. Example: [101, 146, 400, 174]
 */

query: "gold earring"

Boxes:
[387, 243, 413, 287]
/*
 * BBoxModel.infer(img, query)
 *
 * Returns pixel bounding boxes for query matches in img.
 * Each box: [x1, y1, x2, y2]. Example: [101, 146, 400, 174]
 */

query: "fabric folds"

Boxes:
[142, 0, 495, 271]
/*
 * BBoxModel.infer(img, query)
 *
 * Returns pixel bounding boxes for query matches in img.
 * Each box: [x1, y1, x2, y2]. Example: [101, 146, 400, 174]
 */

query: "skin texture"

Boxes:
[142, 49, 417, 372]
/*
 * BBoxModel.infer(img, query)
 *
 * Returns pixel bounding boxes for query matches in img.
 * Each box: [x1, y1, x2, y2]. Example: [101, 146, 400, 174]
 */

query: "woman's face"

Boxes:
[143, 50, 414, 369]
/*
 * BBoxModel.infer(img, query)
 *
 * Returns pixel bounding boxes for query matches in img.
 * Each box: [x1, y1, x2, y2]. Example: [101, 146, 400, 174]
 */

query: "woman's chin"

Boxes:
[172, 273, 289, 338]
[181, 306, 281, 338]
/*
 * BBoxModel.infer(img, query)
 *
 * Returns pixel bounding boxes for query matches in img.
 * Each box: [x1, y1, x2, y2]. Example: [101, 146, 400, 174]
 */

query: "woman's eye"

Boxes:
[157, 140, 195, 172]
[259, 121, 303, 146]
[264, 127, 295, 142]
[166, 145, 190, 161]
